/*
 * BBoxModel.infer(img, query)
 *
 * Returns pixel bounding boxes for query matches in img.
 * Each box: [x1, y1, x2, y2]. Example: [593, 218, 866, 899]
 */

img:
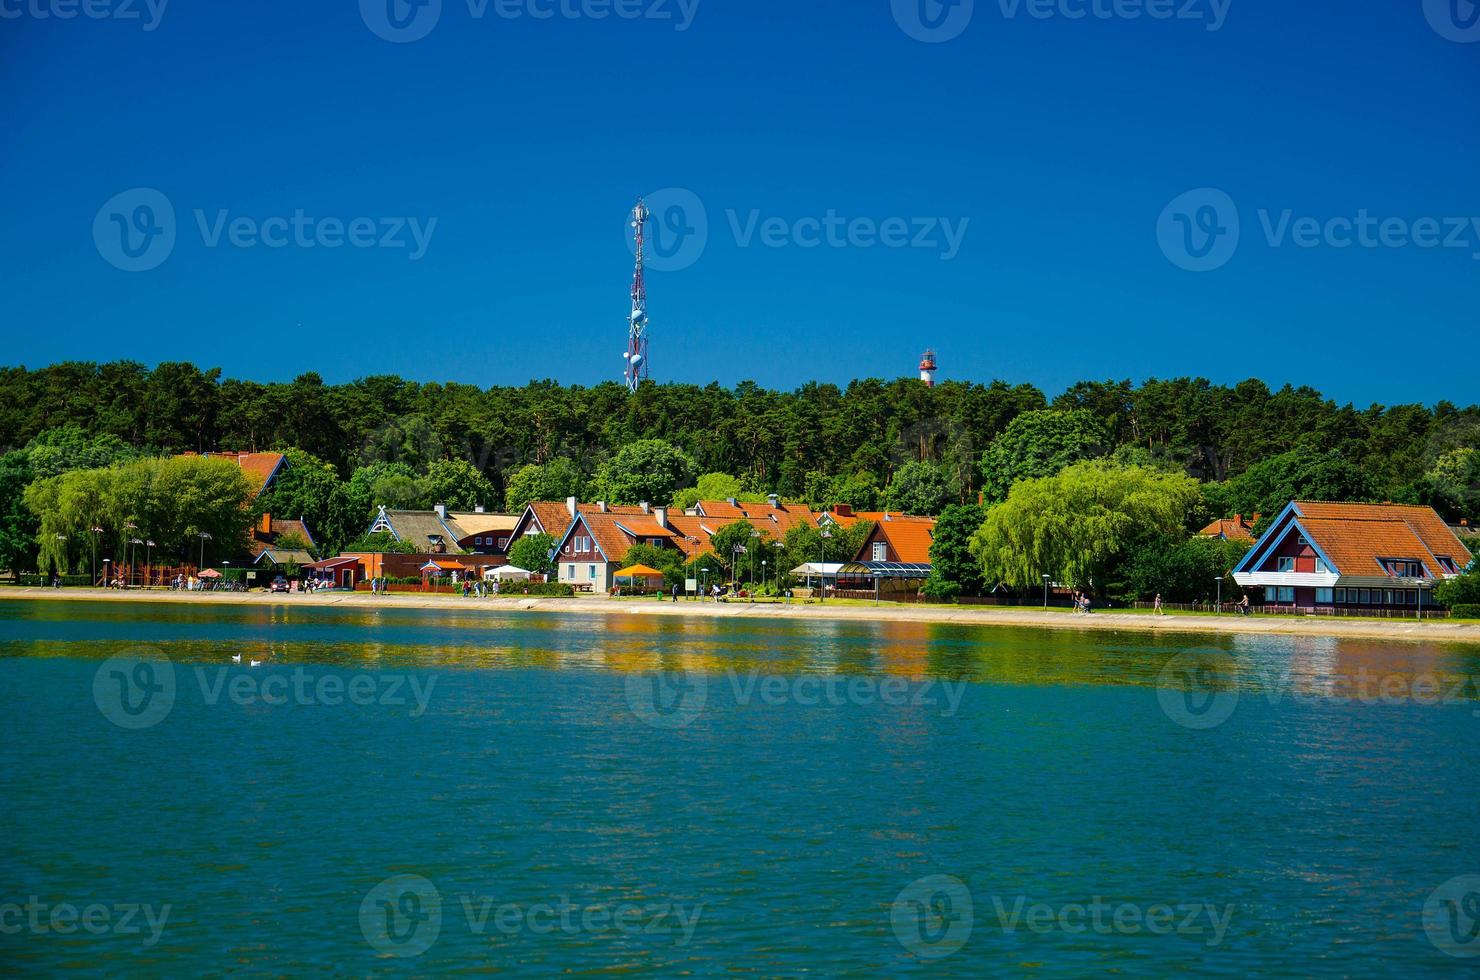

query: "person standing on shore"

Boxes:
[1153, 593, 1163, 614]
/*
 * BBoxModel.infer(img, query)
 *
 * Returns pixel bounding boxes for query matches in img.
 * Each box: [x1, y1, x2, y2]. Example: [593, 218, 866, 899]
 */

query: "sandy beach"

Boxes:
[5, 586, 1479, 645]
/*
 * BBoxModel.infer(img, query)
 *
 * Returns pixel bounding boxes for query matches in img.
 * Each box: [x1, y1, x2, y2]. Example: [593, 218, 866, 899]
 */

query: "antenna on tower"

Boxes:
[624, 199, 650, 393]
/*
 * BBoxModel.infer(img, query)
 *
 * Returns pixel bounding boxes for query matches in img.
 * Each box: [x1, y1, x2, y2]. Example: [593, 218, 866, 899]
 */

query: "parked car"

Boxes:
[271, 576, 290, 593]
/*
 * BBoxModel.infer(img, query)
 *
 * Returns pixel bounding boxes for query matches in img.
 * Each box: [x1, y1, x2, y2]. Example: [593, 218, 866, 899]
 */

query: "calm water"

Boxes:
[2, 598, 1479, 976]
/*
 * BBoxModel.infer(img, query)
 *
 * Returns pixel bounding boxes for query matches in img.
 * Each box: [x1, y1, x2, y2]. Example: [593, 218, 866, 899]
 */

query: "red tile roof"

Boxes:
[857, 517, 936, 564]
[1290, 501, 1472, 577]
[1198, 517, 1255, 541]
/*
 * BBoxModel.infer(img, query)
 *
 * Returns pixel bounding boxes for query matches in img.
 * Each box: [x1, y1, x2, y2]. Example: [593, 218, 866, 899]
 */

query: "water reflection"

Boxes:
[3, 600, 1479, 704]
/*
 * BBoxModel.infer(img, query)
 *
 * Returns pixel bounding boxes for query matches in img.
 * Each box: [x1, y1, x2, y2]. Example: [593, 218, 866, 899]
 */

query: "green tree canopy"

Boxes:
[502, 458, 584, 512]
[978, 409, 1107, 503]
[925, 503, 987, 597]
[672, 472, 760, 511]
[887, 460, 955, 516]
[970, 461, 1203, 594]
[422, 458, 496, 511]
[590, 439, 696, 506]
[506, 532, 556, 576]
[1123, 535, 1251, 603]
[24, 455, 255, 572]
[256, 448, 355, 550]
[1205, 447, 1379, 527]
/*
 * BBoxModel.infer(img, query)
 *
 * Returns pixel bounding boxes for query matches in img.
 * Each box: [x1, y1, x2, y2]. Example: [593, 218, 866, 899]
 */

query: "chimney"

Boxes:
[639, 501, 650, 514]
[835, 503, 853, 518]
[655, 506, 668, 528]
[434, 503, 447, 520]
[598, 501, 608, 513]
[566, 495, 577, 517]
[767, 493, 780, 509]
[260, 512, 273, 535]
[1252, 512, 1261, 524]
[1234, 514, 1242, 525]
[726, 497, 738, 507]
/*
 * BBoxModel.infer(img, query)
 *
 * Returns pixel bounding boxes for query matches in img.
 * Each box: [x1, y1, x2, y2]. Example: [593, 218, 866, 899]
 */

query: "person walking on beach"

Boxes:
[1153, 593, 1163, 615]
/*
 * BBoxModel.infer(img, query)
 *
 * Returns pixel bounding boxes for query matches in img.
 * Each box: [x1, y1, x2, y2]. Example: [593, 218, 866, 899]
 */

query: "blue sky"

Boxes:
[3, 0, 1477, 404]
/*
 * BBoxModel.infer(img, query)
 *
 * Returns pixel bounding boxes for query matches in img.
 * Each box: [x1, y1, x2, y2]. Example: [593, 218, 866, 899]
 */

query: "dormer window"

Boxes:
[1381, 558, 1422, 578]
[1436, 556, 1457, 574]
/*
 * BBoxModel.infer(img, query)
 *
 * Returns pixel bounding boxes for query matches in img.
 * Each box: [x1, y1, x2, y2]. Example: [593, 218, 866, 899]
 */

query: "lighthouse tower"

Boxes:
[918, 349, 937, 387]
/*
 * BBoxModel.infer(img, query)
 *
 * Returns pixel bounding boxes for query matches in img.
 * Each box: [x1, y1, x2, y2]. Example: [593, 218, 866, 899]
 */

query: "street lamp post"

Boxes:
[54, 534, 67, 584]
[819, 528, 832, 604]
[146, 540, 155, 588]
[1042, 573, 1051, 609]
[90, 526, 103, 587]
[750, 530, 761, 587]
[124, 522, 138, 588]
[103, 558, 111, 588]
[701, 567, 709, 601]
[198, 531, 211, 571]
[762, 559, 767, 594]
[1215, 575, 1224, 611]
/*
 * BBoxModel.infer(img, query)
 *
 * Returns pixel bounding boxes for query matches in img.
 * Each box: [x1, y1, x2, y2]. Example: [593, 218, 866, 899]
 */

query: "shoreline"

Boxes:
[5, 587, 1479, 644]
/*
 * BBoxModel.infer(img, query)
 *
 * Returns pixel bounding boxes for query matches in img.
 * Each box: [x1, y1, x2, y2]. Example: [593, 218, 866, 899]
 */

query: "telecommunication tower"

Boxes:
[624, 199, 651, 392]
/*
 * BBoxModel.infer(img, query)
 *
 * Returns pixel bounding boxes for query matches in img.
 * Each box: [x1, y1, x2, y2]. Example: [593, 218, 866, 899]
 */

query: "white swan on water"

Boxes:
[231, 653, 241, 663]
[249, 658, 263, 667]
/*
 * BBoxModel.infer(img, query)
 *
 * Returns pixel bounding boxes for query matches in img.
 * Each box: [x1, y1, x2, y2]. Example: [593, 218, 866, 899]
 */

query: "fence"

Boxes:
[1130, 600, 1450, 619]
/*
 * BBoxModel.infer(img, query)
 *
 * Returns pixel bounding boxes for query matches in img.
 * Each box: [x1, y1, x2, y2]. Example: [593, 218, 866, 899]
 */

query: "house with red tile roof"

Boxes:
[552, 504, 688, 592]
[1198, 513, 1258, 542]
[1231, 501, 1472, 611]
[851, 514, 936, 565]
[506, 497, 649, 552]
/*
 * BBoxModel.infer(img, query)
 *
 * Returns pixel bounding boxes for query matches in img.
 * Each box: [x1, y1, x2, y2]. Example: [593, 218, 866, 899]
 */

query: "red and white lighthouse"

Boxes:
[918, 349, 937, 387]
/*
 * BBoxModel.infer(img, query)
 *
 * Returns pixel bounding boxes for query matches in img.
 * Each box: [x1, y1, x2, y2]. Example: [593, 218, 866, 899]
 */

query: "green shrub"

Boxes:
[1450, 603, 1480, 620]
[18, 573, 92, 587]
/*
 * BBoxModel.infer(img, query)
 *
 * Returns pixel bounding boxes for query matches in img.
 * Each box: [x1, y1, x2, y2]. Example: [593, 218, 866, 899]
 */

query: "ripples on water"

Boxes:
[1, 598, 1478, 976]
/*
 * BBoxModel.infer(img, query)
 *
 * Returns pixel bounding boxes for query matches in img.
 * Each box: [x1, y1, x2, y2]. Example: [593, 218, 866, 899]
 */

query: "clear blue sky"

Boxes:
[3, 0, 1476, 404]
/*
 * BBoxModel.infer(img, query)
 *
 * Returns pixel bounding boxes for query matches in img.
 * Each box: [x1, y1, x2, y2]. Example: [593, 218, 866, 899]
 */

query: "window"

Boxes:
[1315, 587, 1333, 604]
[1265, 586, 1279, 602]
[474, 537, 483, 546]
[1335, 588, 1346, 603]
[872, 542, 888, 561]
[588, 565, 596, 580]
[1276, 587, 1295, 603]
[1359, 589, 1371, 604]
[1437, 556, 1457, 574]
[1298, 535, 1309, 547]
[1384, 590, 1394, 605]
[1382, 559, 1422, 578]
[498, 537, 508, 549]
[1277, 557, 1295, 572]
[1315, 557, 1331, 573]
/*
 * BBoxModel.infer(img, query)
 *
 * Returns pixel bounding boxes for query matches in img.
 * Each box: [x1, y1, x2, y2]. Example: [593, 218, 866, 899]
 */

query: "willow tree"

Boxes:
[969, 461, 1203, 594]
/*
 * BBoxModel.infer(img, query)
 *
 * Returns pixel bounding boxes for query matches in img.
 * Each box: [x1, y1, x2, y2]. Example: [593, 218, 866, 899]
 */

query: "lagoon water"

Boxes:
[2, 598, 1479, 975]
